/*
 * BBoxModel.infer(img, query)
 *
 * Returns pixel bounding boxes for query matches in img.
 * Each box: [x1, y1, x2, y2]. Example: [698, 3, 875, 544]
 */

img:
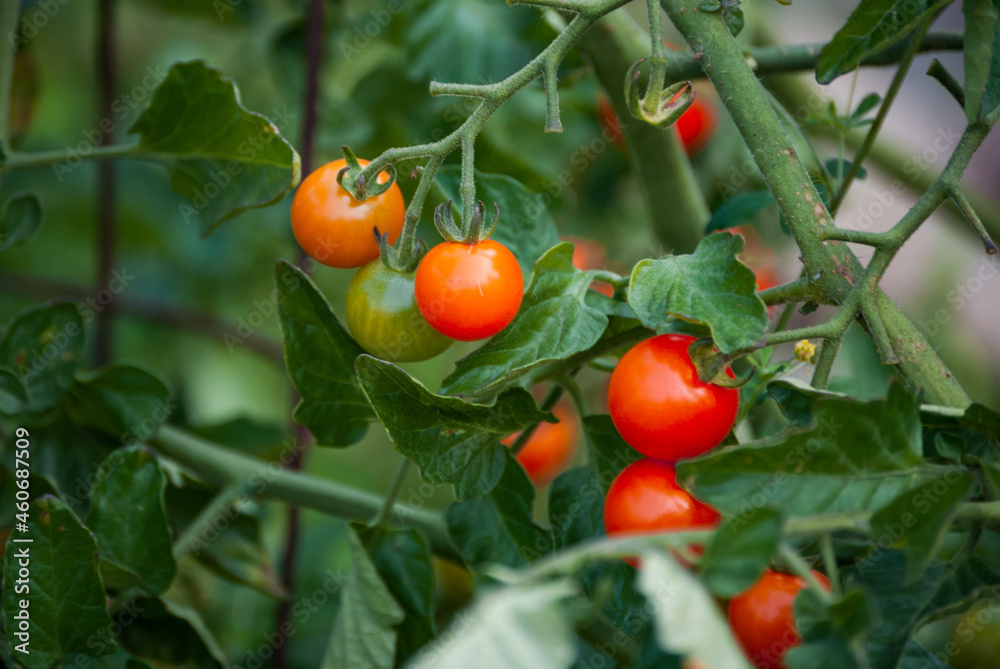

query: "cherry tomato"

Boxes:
[345, 260, 453, 362]
[728, 569, 831, 669]
[950, 599, 1000, 669]
[290, 158, 405, 269]
[675, 92, 719, 156]
[503, 402, 578, 487]
[565, 236, 614, 297]
[603, 459, 720, 562]
[414, 239, 524, 341]
[608, 334, 738, 460]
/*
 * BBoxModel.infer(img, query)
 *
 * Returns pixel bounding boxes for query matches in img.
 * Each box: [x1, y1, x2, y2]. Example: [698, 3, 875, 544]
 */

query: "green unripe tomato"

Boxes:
[951, 599, 1000, 669]
[345, 260, 453, 362]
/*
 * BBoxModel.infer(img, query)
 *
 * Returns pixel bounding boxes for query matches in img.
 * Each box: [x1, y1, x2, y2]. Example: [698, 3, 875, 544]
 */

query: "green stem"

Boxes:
[173, 483, 251, 561]
[819, 534, 841, 598]
[557, 374, 589, 418]
[810, 337, 841, 389]
[758, 276, 816, 306]
[150, 424, 459, 561]
[830, 15, 934, 213]
[779, 543, 834, 605]
[773, 301, 798, 333]
[395, 153, 445, 269]
[2, 144, 139, 170]
[372, 459, 412, 528]
[0, 0, 19, 153]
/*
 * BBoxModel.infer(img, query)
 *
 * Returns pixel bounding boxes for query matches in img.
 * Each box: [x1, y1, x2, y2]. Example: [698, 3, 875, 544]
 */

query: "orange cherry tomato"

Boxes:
[728, 569, 832, 669]
[290, 158, 405, 269]
[414, 239, 524, 341]
[603, 459, 720, 564]
[608, 334, 738, 461]
[565, 236, 614, 297]
[503, 402, 578, 487]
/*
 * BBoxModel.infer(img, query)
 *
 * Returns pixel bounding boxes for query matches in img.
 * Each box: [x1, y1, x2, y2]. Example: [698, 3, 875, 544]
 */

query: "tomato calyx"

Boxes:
[336, 144, 398, 201]
[625, 58, 695, 129]
[688, 337, 755, 389]
[433, 199, 500, 244]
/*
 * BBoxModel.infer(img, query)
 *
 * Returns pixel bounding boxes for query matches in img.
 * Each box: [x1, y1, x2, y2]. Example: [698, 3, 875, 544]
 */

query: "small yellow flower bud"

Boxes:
[794, 339, 816, 364]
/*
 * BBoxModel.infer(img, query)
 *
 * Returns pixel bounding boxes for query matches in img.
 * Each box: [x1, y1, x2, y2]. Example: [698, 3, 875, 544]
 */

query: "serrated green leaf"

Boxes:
[847, 550, 1000, 668]
[627, 232, 768, 352]
[441, 244, 607, 396]
[549, 415, 639, 549]
[637, 552, 751, 668]
[963, 0, 1000, 121]
[679, 382, 954, 518]
[0, 192, 42, 252]
[322, 529, 404, 669]
[816, 0, 950, 84]
[433, 168, 560, 285]
[0, 302, 84, 414]
[275, 260, 374, 447]
[129, 61, 300, 236]
[407, 580, 577, 669]
[63, 365, 172, 443]
[868, 470, 973, 582]
[2, 496, 115, 669]
[356, 524, 436, 665]
[704, 190, 775, 234]
[447, 450, 551, 568]
[356, 355, 552, 499]
[86, 447, 176, 596]
[700, 509, 782, 597]
[118, 596, 225, 667]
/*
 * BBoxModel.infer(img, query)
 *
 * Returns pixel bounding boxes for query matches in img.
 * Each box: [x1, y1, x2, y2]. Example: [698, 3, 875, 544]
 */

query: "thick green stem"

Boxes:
[578, 9, 708, 253]
[173, 483, 252, 561]
[151, 424, 459, 561]
[373, 460, 412, 528]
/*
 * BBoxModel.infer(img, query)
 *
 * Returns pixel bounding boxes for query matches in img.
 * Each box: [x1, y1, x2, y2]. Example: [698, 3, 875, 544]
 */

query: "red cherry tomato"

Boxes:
[675, 92, 719, 156]
[728, 569, 832, 669]
[603, 459, 720, 563]
[290, 158, 405, 269]
[414, 239, 524, 341]
[608, 334, 738, 460]
[503, 402, 578, 487]
[565, 236, 614, 297]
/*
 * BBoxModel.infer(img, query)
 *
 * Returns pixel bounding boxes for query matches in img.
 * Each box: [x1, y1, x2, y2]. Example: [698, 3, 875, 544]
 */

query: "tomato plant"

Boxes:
[608, 333, 738, 460]
[2, 0, 1000, 668]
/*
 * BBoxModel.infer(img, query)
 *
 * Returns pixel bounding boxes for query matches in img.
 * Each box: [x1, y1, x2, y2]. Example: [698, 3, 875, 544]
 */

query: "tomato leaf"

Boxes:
[356, 524, 436, 666]
[786, 588, 871, 669]
[447, 450, 551, 568]
[0, 192, 42, 253]
[846, 550, 1000, 668]
[815, 0, 951, 84]
[678, 381, 954, 518]
[0, 368, 28, 414]
[63, 365, 173, 443]
[356, 355, 553, 500]
[1, 496, 115, 668]
[549, 415, 638, 549]
[433, 168, 560, 286]
[628, 232, 768, 353]
[129, 61, 300, 236]
[637, 552, 751, 668]
[963, 0, 1000, 122]
[406, 580, 578, 669]
[86, 447, 177, 596]
[275, 260, 375, 447]
[704, 190, 775, 234]
[0, 302, 84, 415]
[441, 244, 608, 397]
[118, 596, 227, 667]
[699, 509, 782, 598]
[322, 528, 405, 669]
[868, 471, 974, 583]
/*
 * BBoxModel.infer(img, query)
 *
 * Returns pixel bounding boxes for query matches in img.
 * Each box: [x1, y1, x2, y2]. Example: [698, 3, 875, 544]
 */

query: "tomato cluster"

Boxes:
[291, 158, 525, 362]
